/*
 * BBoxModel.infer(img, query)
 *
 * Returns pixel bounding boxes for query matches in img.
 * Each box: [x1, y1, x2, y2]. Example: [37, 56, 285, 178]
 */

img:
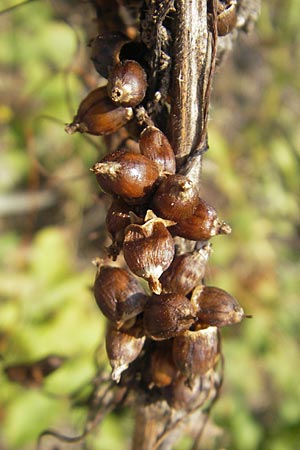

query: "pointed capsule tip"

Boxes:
[219, 222, 232, 235]
[148, 276, 162, 295]
[64, 122, 79, 135]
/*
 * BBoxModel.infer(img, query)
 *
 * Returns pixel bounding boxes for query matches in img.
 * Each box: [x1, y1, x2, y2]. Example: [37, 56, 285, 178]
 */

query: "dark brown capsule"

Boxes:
[139, 126, 176, 176]
[106, 198, 133, 260]
[170, 198, 232, 241]
[191, 285, 245, 327]
[148, 340, 178, 388]
[217, 1, 237, 36]
[65, 86, 133, 136]
[105, 322, 145, 383]
[93, 263, 148, 327]
[163, 374, 204, 410]
[159, 244, 212, 295]
[172, 327, 219, 379]
[91, 150, 160, 204]
[107, 60, 147, 107]
[143, 293, 196, 341]
[152, 174, 200, 222]
[123, 212, 175, 294]
[90, 33, 129, 79]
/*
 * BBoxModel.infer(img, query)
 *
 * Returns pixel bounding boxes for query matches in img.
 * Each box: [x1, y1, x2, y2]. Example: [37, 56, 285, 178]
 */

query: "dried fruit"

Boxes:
[91, 150, 160, 204]
[107, 59, 147, 107]
[90, 33, 129, 79]
[123, 211, 175, 293]
[149, 341, 178, 388]
[163, 374, 204, 410]
[191, 285, 246, 327]
[93, 262, 148, 327]
[139, 126, 176, 176]
[152, 174, 200, 221]
[106, 321, 145, 383]
[143, 293, 196, 340]
[172, 327, 219, 379]
[170, 198, 231, 241]
[217, 0, 237, 36]
[106, 197, 133, 260]
[159, 244, 212, 295]
[65, 86, 133, 136]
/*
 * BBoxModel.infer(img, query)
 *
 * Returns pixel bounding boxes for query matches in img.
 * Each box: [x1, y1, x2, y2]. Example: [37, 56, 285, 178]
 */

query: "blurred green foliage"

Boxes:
[0, 0, 299, 449]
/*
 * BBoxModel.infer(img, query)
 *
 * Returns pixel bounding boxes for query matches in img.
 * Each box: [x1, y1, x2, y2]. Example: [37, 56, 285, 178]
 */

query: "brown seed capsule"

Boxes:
[93, 263, 148, 327]
[159, 244, 212, 295]
[172, 327, 219, 379]
[149, 341, 178, 388]
[191, 285, 245, 327]
[106, 198, 133, 260]
[90, 33, 129, 79]
[65, 86, 133, 136]
[91, 150, 160, 204]
[217, 1, 237, 36]
[123, 212, 175, 294]
[143, 293, 196, 341]
[105, 322, 145, 383]
[152, 174, 200, 222]
[163, 374, 204, 410]
[139, 126, 176, 176]
[107, 60, 147, 107]
[170, 198, 232, 241]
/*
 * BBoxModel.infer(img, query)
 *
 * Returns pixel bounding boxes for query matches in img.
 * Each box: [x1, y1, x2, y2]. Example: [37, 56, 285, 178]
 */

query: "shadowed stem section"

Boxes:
[169, 0, 210, 165]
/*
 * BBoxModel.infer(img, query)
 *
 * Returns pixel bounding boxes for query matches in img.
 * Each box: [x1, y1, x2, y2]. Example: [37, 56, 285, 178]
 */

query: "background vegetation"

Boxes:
[0, 1, 299, 449]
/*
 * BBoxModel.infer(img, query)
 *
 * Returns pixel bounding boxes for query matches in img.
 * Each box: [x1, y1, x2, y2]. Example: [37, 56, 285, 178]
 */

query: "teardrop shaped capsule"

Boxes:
[172, 327, 219, 379]
[91, 150, 160, 205]
[106, 321, 145, 383]
[139, 126, 176, 176]
[170, 198, 231, 241]
[191, 285, 245, 327]
[123, 212, 175, 294]
[159, 244, 212, 295]
[107, 60, 147, 107]
[143, 293, 196, 341]
[93, 262, 148, 328]
[152, 174, 200, 221]
[65, 86, 133, 136]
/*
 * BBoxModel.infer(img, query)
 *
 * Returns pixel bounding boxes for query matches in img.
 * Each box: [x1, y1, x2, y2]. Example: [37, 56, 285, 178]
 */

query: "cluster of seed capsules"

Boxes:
[65, 30, 247, 410]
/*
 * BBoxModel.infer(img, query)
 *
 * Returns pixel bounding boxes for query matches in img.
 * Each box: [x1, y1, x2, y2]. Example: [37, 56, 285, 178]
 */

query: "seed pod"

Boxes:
[163, 374, 203, 410]
[65, 86, 133, 136]
[107, 60, 147, 107]
[170, 198, 232, 241]
[106, 198, 133, 260]
[139, 126, 176, 176]
[93, 263, 148, 327]
[123, 212, 175, 293]
[143, 293, 196, 341]
[91, 150, 160, 205]
[149, 341, 178, 388]
[152, 174, 200, 222]
[191, 285, 245, 327]
[172, 327, 219, 379]
[160, 244, 212, 295]
[90, 33, 129, 79]
[217, 1, 237, 36]
[106, 322, 145, 383]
